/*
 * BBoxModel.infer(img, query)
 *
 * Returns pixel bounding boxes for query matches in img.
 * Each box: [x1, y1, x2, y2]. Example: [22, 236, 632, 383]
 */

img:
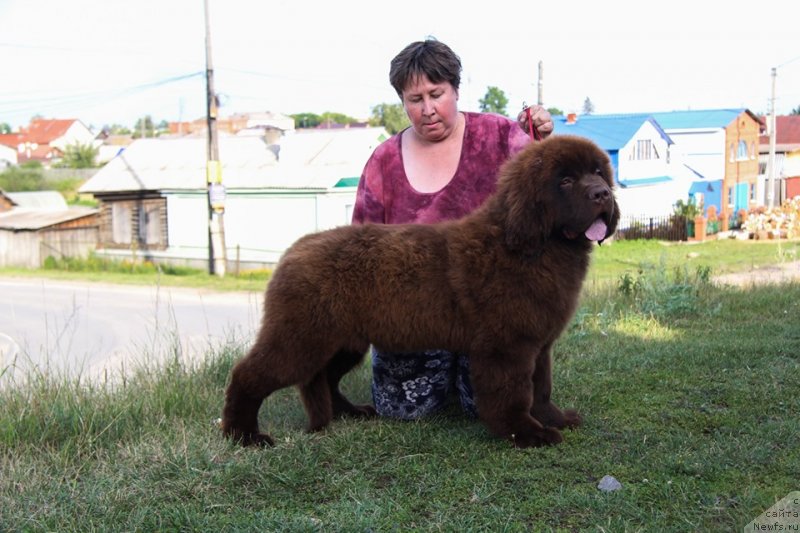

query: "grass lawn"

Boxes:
[1, 238, 798, 531]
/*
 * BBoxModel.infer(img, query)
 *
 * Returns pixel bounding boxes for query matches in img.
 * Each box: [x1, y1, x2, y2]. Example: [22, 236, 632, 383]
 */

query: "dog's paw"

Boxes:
[510, 426, 563, 448]
[351, 404, 378, 418]
[226, 429, 275, 447]
[561, 409, 582, 429]
[531, 403, 582, 430]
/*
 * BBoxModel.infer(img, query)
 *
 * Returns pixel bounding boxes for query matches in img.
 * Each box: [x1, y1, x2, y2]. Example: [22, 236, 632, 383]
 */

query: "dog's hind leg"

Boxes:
[221, 354, 283, 447]
[326, 349, 377, 419]
[530, 344, 582, 429]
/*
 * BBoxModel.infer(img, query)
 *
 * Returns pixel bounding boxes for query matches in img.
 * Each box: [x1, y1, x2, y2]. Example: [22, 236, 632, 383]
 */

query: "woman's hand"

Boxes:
[517, 104, 554, 140]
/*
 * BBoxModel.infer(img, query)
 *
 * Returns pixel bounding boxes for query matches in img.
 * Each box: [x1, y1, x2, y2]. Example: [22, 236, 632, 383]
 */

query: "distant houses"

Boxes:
[2, 109, 799, 269]
[0, 118, 97, 167]
[553, 109, 763, 224]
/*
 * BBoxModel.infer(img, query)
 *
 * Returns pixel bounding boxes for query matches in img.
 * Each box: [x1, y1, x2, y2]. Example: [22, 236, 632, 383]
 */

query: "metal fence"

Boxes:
[615, 214, 689, 241]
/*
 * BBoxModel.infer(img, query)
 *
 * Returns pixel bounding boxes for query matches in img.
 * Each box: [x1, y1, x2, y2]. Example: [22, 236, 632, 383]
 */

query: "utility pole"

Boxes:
[537, 61, 544, 106]
[204, 0, 227, 276]
[766, 67, 777, 210]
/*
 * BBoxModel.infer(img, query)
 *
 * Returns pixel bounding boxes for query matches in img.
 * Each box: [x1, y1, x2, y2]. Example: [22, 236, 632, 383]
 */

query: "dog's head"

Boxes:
[495, 134, 620, 256]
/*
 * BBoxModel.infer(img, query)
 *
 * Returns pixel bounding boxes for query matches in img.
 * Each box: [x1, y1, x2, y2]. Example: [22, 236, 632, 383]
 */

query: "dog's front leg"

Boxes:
[530, 344, 582, 430]
[469, 351, 563, 448]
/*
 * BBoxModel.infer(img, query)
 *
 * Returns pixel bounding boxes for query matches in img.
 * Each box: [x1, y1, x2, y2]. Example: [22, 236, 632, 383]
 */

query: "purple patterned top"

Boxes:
[352, 112, 531, 225]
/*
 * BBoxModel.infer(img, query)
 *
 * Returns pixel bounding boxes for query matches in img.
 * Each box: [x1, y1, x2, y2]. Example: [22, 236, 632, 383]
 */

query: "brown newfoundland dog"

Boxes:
[222, 134, 619, 449]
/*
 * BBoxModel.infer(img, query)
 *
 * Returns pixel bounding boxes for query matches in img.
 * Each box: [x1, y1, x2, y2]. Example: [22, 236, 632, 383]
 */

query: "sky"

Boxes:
[1, 0, 799, 133]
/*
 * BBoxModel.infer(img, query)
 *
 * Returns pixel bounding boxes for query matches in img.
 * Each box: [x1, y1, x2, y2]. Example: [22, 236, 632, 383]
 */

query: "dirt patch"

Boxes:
[713, 261, 800, 287]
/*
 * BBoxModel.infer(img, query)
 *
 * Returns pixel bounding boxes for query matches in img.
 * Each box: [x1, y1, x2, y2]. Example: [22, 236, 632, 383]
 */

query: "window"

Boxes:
[737, 141, 748, 160]
[138, 205, 162, 245]
[630, 139, 659, 161]
[750, 141, 756, 159]
[727, 187, 733, 207]
[750, 183, 756, 201]
[729, 144, 735, 162]
[112, 203, 132, 244]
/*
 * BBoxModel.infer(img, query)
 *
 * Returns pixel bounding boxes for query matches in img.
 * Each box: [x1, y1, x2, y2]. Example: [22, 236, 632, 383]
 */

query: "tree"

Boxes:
[369, 103, 410, 134]
[133, 115, 155, 138]
[59, 142, 99, 169]
[0, 165, 45, 191]
[0, 123, 11, 134]
[546, 107, 564, 116]
[791, 105, 800, 116]
[291, 113, 322, 129]
[479, 86, 509, 115]
[319, 111, 358, 127]
[582, 97, 595, 115]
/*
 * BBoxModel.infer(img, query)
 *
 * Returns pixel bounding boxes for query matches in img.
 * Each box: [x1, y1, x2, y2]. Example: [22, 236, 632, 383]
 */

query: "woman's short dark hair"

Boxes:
[389, 38, 462, 97]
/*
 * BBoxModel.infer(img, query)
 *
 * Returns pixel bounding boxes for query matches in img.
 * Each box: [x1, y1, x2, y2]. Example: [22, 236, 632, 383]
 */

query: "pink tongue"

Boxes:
[585, 219, 607, 241]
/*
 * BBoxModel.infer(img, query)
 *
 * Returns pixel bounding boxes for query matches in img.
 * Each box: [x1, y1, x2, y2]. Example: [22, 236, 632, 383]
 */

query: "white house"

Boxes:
[78, 127, 389, 268]
[0, 143, 17, 168]
[553, 114, 684, 218]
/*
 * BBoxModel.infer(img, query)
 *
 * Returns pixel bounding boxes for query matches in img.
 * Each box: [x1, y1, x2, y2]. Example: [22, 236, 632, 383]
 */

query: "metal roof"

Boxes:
[5, 190, 68, 210]
[552, 114, 672, 151]
[79, 128, 389, 194]
[647, 108, 757, 130]
[0, 207, 97, 231]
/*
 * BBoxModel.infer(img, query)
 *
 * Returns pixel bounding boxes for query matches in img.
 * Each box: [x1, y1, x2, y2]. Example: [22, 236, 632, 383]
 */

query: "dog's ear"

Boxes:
[606, 195, 621, 240]
[496, 153, 553, 257]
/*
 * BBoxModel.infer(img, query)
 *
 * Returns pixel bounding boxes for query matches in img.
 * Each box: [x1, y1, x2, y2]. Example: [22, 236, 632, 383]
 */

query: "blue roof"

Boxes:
[618, 176, 673, 188]
[647, 108, 748, 130]
[552, 114, 671, 151]
[689, 180, 721, 194]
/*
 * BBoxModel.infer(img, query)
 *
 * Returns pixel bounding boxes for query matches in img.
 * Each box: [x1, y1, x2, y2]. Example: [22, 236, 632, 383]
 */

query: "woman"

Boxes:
[352, 38, 553, 419]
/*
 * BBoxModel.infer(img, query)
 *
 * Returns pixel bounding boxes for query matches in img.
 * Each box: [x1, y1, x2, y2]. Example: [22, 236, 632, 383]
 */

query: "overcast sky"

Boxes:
[1, 0, 798, 132]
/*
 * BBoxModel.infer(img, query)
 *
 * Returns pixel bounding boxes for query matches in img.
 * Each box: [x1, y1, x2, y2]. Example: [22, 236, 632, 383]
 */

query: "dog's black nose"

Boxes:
[588, 185, 611, 203]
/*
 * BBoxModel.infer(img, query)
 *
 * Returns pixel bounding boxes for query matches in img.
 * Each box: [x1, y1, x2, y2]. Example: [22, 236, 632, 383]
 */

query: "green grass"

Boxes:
[1, 239, 799, 531]
[2, 237, 798, 293]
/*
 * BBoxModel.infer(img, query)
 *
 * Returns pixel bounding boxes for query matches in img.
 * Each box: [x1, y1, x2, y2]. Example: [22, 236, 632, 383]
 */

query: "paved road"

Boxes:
[0, 277, 263, 385]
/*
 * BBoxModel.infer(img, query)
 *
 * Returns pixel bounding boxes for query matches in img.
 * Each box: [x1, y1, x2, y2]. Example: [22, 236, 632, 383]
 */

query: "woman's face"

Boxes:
[401, 74, 460, 143]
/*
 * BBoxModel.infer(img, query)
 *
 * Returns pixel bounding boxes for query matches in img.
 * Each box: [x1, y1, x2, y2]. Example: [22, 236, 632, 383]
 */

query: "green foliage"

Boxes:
[290, 112, 322, 129]
[673, 196, 702, 218]
[102, 123, 132, 135]
[547, 106, 563, 116]
[791, 105, 800, 116]
[478, 85, 509, 115]
[369, 102, 410, 134]
[616, 264, 714, 318]
[42, 252, 199, 276]
[319, 111, 358, 126]
[132, 115, 156, 139]
[56, 142, 99, 169]
[0, 122, 11, 134]
[0, 165, 45, 191]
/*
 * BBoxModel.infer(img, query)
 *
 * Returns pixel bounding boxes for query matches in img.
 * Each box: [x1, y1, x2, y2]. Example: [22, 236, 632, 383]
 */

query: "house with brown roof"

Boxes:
[759, 115, 800, 202]
[0, 118, 97, 166]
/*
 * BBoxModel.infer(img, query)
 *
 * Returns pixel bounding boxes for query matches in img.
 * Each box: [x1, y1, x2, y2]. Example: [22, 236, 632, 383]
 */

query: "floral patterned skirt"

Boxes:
[370, 348, 477, 419]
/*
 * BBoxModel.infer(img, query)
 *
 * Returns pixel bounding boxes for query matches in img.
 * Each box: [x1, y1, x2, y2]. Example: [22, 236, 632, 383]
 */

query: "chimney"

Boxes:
[567, 113, 578, 124]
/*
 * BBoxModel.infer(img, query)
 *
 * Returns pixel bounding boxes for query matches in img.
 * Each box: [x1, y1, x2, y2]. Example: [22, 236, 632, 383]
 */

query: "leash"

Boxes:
[522, 102, 542, 141]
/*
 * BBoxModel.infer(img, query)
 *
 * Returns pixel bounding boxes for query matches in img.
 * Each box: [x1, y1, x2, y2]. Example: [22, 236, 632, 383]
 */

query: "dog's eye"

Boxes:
[560, 177, 574, 188]
[594, 168, 603, 176]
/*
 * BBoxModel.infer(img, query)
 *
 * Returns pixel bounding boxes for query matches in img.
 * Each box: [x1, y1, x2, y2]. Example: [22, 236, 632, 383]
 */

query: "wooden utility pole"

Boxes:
[204, 0, 227, 276]
[766, 67, 777, 209]
[537, 61, 544, 106]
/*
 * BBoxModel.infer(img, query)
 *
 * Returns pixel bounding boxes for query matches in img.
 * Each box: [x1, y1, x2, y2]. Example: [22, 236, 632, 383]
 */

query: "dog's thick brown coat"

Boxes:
[222, 134, 619, 448]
